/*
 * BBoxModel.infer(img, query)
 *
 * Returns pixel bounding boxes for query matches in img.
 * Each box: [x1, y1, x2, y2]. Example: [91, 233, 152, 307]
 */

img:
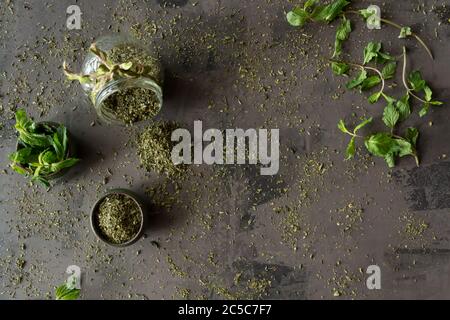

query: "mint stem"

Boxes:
[329, 59, 385, 96]
[401, 46, 428, 104]
[345, 10, 434, 60]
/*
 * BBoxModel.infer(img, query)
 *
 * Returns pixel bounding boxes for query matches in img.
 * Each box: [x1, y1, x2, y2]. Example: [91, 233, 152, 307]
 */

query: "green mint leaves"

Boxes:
[287, 0, 351, 27]
[331, 61, 350, 75]
[363, 42, 393, 65]
[365, 129, 419, 168]
[55, 284, 80, 300]
[346, 69, 367, 89]
[9, 110, 80, 187]
[286, 7, 310, 27]
[399, 27, 412, 38]
[287, 2, 442, 169]
[339, 102, 420, 168]
[333, 17, 352, 58]
[338, 117, 372, 160]
[408, 70, 443, 117]
[313, 0, 351, 23]
[288, 0, 352, 58]
[382, 102, 399, 129]
[381, 61, 397, 80]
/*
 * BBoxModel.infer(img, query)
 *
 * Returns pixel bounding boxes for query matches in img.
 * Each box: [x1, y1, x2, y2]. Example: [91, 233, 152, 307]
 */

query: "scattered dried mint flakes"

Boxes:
[96, 194, 142, 244]
[102, 87, 159, 124]
[137, 121, 186, 178]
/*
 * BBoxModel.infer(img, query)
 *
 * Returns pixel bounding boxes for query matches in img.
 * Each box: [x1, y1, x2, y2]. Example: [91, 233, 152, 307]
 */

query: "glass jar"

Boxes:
[80, 35, 164, 125]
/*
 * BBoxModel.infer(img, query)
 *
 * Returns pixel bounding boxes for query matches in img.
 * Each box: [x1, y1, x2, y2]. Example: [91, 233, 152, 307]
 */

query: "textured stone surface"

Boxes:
[0, 0, 449, 300]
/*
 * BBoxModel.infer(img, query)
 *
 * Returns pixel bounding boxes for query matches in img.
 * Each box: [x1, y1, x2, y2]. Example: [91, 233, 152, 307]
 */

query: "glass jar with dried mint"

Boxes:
[65, 35, 164, 125]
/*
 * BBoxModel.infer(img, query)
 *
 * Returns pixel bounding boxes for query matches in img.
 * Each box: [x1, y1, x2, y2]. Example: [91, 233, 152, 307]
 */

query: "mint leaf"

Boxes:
[382, 62, 397, 80]
[424, 86, 432, 102]
[9, 147, 34, 164]
[395, 138, 414, 157]
[338, 119, 351, 135]
[384, 153, 396, 168]
[331, 62, 350, 75]
[347, 69, 368, 89]
[303, 0, 318, 11]
[365, 133, 396, 157]
[11, 164, 30, 176]
[399, 27, 412, 39]
[405, 127, 419, 146]
[408, 70, 426, 92]
[363, 42, 381, 65]
[338, 117, 372, 137]
[377, 52, 395, 64]
[368, 92, 381, 104]
[333, 17, 352, 58]
[50, 158, 80, 173]
[359, 8, 376, 19]
[396, 94, 411, 121]
[382, 102, 400, 129]
[41, 150, 58, 166]
[55, 284, 80, 300]
[419, 103, 430, 117]
[360, 75, 381, 91]
[312, 0, 350, 23]
[287, 8, 309, 27]
[346, 137, 356, 160]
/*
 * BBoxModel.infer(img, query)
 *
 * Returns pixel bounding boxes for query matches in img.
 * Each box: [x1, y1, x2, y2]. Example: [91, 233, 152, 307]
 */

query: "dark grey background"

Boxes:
[0, 0, 449, 299]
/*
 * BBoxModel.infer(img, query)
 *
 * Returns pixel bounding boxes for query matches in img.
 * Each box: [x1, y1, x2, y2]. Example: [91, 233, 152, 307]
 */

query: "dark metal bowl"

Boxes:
[90, 189, 146, 247]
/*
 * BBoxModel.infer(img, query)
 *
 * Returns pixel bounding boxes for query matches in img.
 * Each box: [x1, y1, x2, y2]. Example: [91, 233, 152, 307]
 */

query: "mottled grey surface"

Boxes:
[0, 0, 450, 300]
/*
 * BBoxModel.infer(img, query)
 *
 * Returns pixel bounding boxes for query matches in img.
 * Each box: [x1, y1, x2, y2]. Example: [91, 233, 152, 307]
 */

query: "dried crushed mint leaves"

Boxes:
[102, 44, 163, 124]
[137, 121, 186, 178]
[102, 87, 160, 124]
[96, 194, 142, 244]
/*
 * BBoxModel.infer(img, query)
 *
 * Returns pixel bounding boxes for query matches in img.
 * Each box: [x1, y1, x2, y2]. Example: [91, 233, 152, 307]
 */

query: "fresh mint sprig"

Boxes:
[9, 110, 79, 187]
[339, 118, 419, 168]
[287, 1, 443, 168]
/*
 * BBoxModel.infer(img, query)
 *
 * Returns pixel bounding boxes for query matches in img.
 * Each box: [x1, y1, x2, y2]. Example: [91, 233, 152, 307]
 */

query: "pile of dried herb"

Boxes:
[102, 87, 159, 124]
[137, 121, 186, 178]
[96, 194, 142, 244]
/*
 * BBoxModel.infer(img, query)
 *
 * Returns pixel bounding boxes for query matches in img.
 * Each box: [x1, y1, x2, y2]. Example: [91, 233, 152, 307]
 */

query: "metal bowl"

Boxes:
[90, 189, 146, 247]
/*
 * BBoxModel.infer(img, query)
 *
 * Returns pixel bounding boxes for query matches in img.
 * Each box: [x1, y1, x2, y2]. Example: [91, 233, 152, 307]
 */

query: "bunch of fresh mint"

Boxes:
[287, 0, 444, 168]
[9, 110, 79, 187]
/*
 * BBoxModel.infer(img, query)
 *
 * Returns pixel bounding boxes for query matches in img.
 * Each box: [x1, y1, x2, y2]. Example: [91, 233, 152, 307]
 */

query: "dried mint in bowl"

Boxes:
[96, 194, 142, 244]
